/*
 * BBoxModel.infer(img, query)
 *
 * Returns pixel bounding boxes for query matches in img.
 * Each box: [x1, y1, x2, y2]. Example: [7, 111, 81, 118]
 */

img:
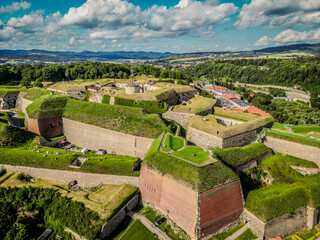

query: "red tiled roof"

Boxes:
[214, 85, 228, 90]
[223, 93, 237, 101]
[247, 106, 273, 118]
[206, 87, 214, 91]
[232, 108, 244, 112]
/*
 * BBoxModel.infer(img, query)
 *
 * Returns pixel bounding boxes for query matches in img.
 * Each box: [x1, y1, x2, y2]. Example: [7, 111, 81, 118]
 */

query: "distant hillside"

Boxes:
[254, 43, 320, 54]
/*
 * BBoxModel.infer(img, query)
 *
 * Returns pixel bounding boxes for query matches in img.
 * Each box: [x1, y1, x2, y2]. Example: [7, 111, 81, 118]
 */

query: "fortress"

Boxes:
[6, 81, 319, 240]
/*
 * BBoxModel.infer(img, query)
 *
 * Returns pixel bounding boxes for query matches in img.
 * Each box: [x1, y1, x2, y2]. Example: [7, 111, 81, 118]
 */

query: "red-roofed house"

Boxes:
[206, 87, 214, 91]
[214, 86, 228, 90]
[247, 106, 273, 118]
[223, 94, 237, 101]
[232, 108, 244, 112]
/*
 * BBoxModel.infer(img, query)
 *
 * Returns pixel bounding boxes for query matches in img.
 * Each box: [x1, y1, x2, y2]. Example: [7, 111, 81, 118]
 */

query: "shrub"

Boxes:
[0, 169, 6, 177]
[102, 94, 111, 104]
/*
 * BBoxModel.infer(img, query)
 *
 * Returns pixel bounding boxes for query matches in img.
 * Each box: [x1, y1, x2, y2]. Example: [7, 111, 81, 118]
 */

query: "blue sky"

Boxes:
[0, 0, 319, 53]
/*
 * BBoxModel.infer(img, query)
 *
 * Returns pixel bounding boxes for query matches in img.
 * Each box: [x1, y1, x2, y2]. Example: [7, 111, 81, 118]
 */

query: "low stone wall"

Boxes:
[234, 151, 272, 174]
[162, 111, 194, 129]
[243, 207, 320, 239]
[100, 193, 139, 239]
[215, 116, 244, 127]
[19, 97, 33, 114]
[265, 136, 320, 165]
[89, 93, 103, 103]
[62, 118, 155, 159]
[187, 126, 223, 149]
[0, 164, 139, 187]
[222, 129, 257, 148]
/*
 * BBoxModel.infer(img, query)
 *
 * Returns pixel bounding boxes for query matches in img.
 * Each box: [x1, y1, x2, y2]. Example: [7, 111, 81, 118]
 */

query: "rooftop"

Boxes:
[247, 106, 273, 118]
[172, 96, 216, 114]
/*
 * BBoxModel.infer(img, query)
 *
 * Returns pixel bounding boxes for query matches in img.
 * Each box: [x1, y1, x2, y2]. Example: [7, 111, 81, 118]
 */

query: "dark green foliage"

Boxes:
[213, 143, 271, 167]
[269, 87, 286, 97]
[144, 136, 238, 191]
[16, 173, 29, 181]
[0, 125, 35, 146]
[0, 168, 6, 177]
[102, 94, 111, 104]
[234, 228, 257, 240]
[266, 129, 320, 148]
[114, 97, 168, 114]
[0, 187, 104, 239]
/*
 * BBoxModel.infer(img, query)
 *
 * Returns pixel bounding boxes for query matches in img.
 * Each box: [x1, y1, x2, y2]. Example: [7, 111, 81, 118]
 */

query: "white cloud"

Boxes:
[0, 1, 31, 15]
[0, 26, 16, 41]
[255, 28, 320, 46]
[69, 37, 75, 44]
[8, 11, 44, 28]
[63, 0, 237, 40]
[235, 0, 320, 29]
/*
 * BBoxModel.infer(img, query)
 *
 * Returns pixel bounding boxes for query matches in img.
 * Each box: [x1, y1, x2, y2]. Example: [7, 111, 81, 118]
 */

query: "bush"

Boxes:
[17, 173, 29, 181]
[0, 125, 35, 146]
[102, 94, 111, 104]
[0, 169, 6, 177]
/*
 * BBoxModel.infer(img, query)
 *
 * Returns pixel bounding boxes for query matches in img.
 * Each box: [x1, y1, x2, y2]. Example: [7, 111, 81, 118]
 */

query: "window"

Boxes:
[48, 122, 54, 128]
[58, 121, 63, 126]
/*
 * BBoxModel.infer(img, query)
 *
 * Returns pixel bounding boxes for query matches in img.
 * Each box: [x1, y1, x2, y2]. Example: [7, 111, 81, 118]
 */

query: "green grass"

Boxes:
[172, 96, 216, 114]
[266, 129, 320, 148]
[117, 220, 157, 240]
[63, 99, 171, 138]
[0, 112, 8, 124]
[293, 227, 319, 240]
[22, 88, 51, 101]
[162, 134, 185, 152]
[16, 111, 25, 127]
[141, 207, 189, 240]
[214, 107, 260, 122]
[213, 143, 271, 167]
[234, 228, 257, 240]
[26, 95, 68, 119]
[271, 122, 288, 131]
[210, 222, 245, 240]
[245, 154, 320, 222]
[172, 146, 210, 164]
[290, 125, 320, 135]
[0, 146, 140, 176]
[144, 136, 238, 191]
[0, 89, 20, 98]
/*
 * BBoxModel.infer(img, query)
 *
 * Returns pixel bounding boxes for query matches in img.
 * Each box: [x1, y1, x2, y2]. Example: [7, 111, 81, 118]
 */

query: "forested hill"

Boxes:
[185, 57, 320, 93]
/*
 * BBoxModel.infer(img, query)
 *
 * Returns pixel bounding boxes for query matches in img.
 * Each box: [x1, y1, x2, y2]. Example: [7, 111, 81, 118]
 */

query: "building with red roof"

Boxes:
[232, 108, 244, 112]
[223, 93, 237, 101]
[247, 106, 273, 118]
[214, 85, 228, 90]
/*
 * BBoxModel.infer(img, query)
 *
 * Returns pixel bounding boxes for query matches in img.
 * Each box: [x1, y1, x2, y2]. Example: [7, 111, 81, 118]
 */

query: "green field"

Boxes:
[234, 229, 257, 240]
[213, 143, 271, 167]
[214, 107, 260, 122]
[271, 122, 288, 131]
[172, 96, 216, 114]
[290, 125, 320, 135]
[22, 88, 51, 101]
[172, 146, 210, 165]
[116, 220, 157, 240]
[162, 134, 185, 152]
[210, 222, 244, 240]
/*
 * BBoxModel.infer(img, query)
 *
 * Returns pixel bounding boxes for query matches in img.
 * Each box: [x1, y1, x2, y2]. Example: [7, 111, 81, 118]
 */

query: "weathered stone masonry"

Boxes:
[62, 118, 155, 159]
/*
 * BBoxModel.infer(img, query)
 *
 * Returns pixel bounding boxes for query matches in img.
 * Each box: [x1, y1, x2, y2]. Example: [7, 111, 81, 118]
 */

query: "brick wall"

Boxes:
[62, 118, 155, 159]
[265, 136, 320, 165]
[198, 180, 244, 239]
[28, 116, 63, 138]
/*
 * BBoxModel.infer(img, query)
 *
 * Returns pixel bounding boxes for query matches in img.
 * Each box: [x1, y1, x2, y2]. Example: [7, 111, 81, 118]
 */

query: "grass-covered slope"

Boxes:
[172, 96, 216, 114]
[63, 99, 170, 138]
[214, 107, 260, 122]
[22, 88, 51, 101]
[189, 114, 274, 138]
[213, 143, 271, 167]
[144, 136, 238, 191]
[245, 154, 320, 222]
[26, 95, 68, 119]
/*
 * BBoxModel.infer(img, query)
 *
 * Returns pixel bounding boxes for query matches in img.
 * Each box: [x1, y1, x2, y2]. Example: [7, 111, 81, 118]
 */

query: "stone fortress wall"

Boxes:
[265, 136, 320, 166]
[62, 118, 155, 159]
[0, 164, 139, 187]
[162, 110, 195, 129]
[139, 165, 244, 240]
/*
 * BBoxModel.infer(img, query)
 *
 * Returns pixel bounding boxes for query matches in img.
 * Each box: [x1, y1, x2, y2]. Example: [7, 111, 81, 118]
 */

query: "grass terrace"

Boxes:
[63, 99, 171, 138]
[214, 107, 260, 122]
[172, 96, 216, 114]
[271, 122, 288, 131]
[234, 229, 257, 240]
[213, 143, 271, 167]
[162, 134, 185, 152]
[290, 125, 320, 135]
[0, 89, 20, 98]
[245, 154, 320, 222]
[113, 219, 157, 240]
[0, 173, 138, 220]
[26, 95, 68, 119]
[266, 129, 320, 148]
[172, 146, 210, 165]
[210, 222, 245, 240]
[189, 114, 274, 138]
[49, 79, 111, 92]
[22, 88, 51, 101]
[144, 136, 238, 191]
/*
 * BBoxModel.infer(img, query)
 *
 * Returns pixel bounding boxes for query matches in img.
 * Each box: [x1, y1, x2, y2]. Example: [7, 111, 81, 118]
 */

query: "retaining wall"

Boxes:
[62, 118, 154, 159]
[187, 127, 223, 149]
[265, 136, 320, 165]
[215, 116, 244, 127]
[162, 111, 194, 129]
[234, 151, 272, 174]
[19, 97, 33, 114]
[0, 164, 139, 187]
[100, 193, 139, 239]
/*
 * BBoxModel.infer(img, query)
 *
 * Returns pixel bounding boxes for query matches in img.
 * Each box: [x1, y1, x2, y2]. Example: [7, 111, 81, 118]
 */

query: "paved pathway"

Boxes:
[225, 224, 248, 240]
[128, 211, 172, 240]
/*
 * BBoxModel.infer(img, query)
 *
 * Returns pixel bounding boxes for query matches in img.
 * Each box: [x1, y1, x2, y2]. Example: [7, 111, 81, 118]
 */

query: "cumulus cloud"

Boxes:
[61, 0, 237, 40]
[235, 0, 320, 29]
[255, 28, 320, 46]
[7, 11, 44, 28]
[0, 1, 31, 15]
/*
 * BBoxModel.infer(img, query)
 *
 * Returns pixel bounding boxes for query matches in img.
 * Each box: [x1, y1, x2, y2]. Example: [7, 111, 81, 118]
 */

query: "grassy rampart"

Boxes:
[214, 107, 260, 122]
[22, 88, 51, 101]
[144, 136, 238, 191]
[172, 96, 216, 114]
[213, 143, 271, 167]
